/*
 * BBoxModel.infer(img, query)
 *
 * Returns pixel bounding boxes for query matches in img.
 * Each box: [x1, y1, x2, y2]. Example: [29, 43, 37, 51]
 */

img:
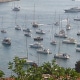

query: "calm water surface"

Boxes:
[0, 0, 80, 76]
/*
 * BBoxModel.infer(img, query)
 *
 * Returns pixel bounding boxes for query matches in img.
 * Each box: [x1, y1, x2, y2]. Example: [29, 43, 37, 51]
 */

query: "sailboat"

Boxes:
[12, 1, 20, 11]
[1, 17, 6, 33]
[14, 12, 21, 30]
[66, 18, 71, 30]
[54, 17, 70, 59]
[54, 35, 70, 59]
[19, 36, 37, 67]
[54, 11, 59, 26]
[54, 20, 67, 38]
[32, 4, 38, 28]
[50, 24, 57, 45]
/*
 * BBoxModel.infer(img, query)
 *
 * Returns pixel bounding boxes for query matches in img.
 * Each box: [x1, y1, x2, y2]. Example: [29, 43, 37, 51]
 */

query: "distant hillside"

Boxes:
[0, 0, 20, 2]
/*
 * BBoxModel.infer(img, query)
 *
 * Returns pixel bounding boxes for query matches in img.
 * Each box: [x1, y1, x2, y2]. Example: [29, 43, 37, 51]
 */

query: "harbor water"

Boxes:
[0, 0, 80, 76]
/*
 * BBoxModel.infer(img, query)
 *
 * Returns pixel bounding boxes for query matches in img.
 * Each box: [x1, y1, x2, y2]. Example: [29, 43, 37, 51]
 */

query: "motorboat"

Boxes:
[32, 4, 38, 28]
[76, 48, 80, 52]
[24, 32, 31, 37]
[32, 22, 38, 28]
[37, 48, 52, 54]
[54, 22, 59, 26]
[66, 24, 71, 30]
[76, 43, 80, 47]
[1, 29, 6, 33]
[77, 31, 80, 35]
[62, 38, 77, 44]
[2, 37, 11, 45]
[74, 18, 80, 21]
[15, 25, 21, 30]
[29, 42, 43, 48]
[50, 40, 57, 45]
[54, 53, 70, 59]
[54, 29, 67, 38]
[23, 28, 31, 32]
[36, 29, 45, 34]
[12, 7, 20, 11]
[64, 7, 80, 13]
[34, 36, 43, 41]
[19, 57, 37, 67]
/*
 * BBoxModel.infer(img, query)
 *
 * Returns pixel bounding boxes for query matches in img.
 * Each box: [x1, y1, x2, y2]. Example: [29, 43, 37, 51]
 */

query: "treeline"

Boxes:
[0, 57, 80, 80]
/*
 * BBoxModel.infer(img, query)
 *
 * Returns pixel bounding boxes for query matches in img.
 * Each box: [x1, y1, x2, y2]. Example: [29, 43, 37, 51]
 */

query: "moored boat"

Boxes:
[54, 53, 70, 59]
[37, 48, 52, 54]
[15, 25, 21, 30]
[12, 7, 20, 11]
[1, 29, 6, 33]
[64, 7, 80, 13]
[54, 29, 67, 38]
[34, 36, 43, 41]
[76, 43, 80, 47]
[32, 22, 38, 28]
[76, 48, 80, 52]
[24, 32, 31, 37]
[36, 29, 45, 34]
[62, 38, 77, 44]
[74, 18, 80, 21]
[23, 28, 31, 32]
[50, 40, 57, 45]
[77, 31, 80, 35]
[66, 24, 71, 30]
[29, 42, 43, 48]
[2, 37, 11, 45]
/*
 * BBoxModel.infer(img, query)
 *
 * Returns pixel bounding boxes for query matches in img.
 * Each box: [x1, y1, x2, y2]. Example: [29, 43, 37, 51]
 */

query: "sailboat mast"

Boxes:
[33, 3, 35, 22]
[1, 16, 3, 29]
[52, 24, 53, 40]
[58, 15, 61, 54]
[26, 37, 28, 59]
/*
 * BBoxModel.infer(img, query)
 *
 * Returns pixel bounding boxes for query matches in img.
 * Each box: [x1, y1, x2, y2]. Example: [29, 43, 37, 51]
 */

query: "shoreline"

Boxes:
[0, 0, 20, 3]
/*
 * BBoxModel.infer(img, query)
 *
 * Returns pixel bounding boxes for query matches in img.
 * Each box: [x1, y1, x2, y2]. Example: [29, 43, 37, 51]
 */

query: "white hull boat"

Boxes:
[62, 38, 77, 44]
[2, 37, 11, 45]
[37, 48, 52, 54]
[29, 42, 43, 48]
[54, 53, 70, 59]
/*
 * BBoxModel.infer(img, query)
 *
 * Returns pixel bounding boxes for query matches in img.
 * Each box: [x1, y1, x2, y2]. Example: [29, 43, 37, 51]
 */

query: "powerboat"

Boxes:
[15, 25, 21, 30]
[77, 31, 80, 35]
[23, 28, 31, 32]
[54, 53, 70, 59]
[54, 29, 67, 38]
[66, 24, 71, 30]
[74, 18, 80, 21]
[50, 40, 57, 45]
[77, 43, 80, 47]
[62, 38, 77, 44]
[32, 22, 38, 28]
[12, 7, 20, 11]
[36, 29, 45, 34]
[64, 7, 80, 13]
[29, 42, 43, 48]
[34, 36, 43, 41]
[76, 48, 80, 52]
[24, 32, 31, 37]
[1, 29, 6, 33]
[54, 22, 59, 26]
[19, 57, 37, 67]
[37, 48, 52, 54]
[2, 37, 11, 45]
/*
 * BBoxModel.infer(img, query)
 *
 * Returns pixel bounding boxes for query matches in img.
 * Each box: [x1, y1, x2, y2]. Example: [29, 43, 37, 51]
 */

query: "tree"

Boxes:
[8, 57, 80, 80]
[0, 70, 4, 78]
[75, 60, 80, 73]
[8, 57, 27, 80]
